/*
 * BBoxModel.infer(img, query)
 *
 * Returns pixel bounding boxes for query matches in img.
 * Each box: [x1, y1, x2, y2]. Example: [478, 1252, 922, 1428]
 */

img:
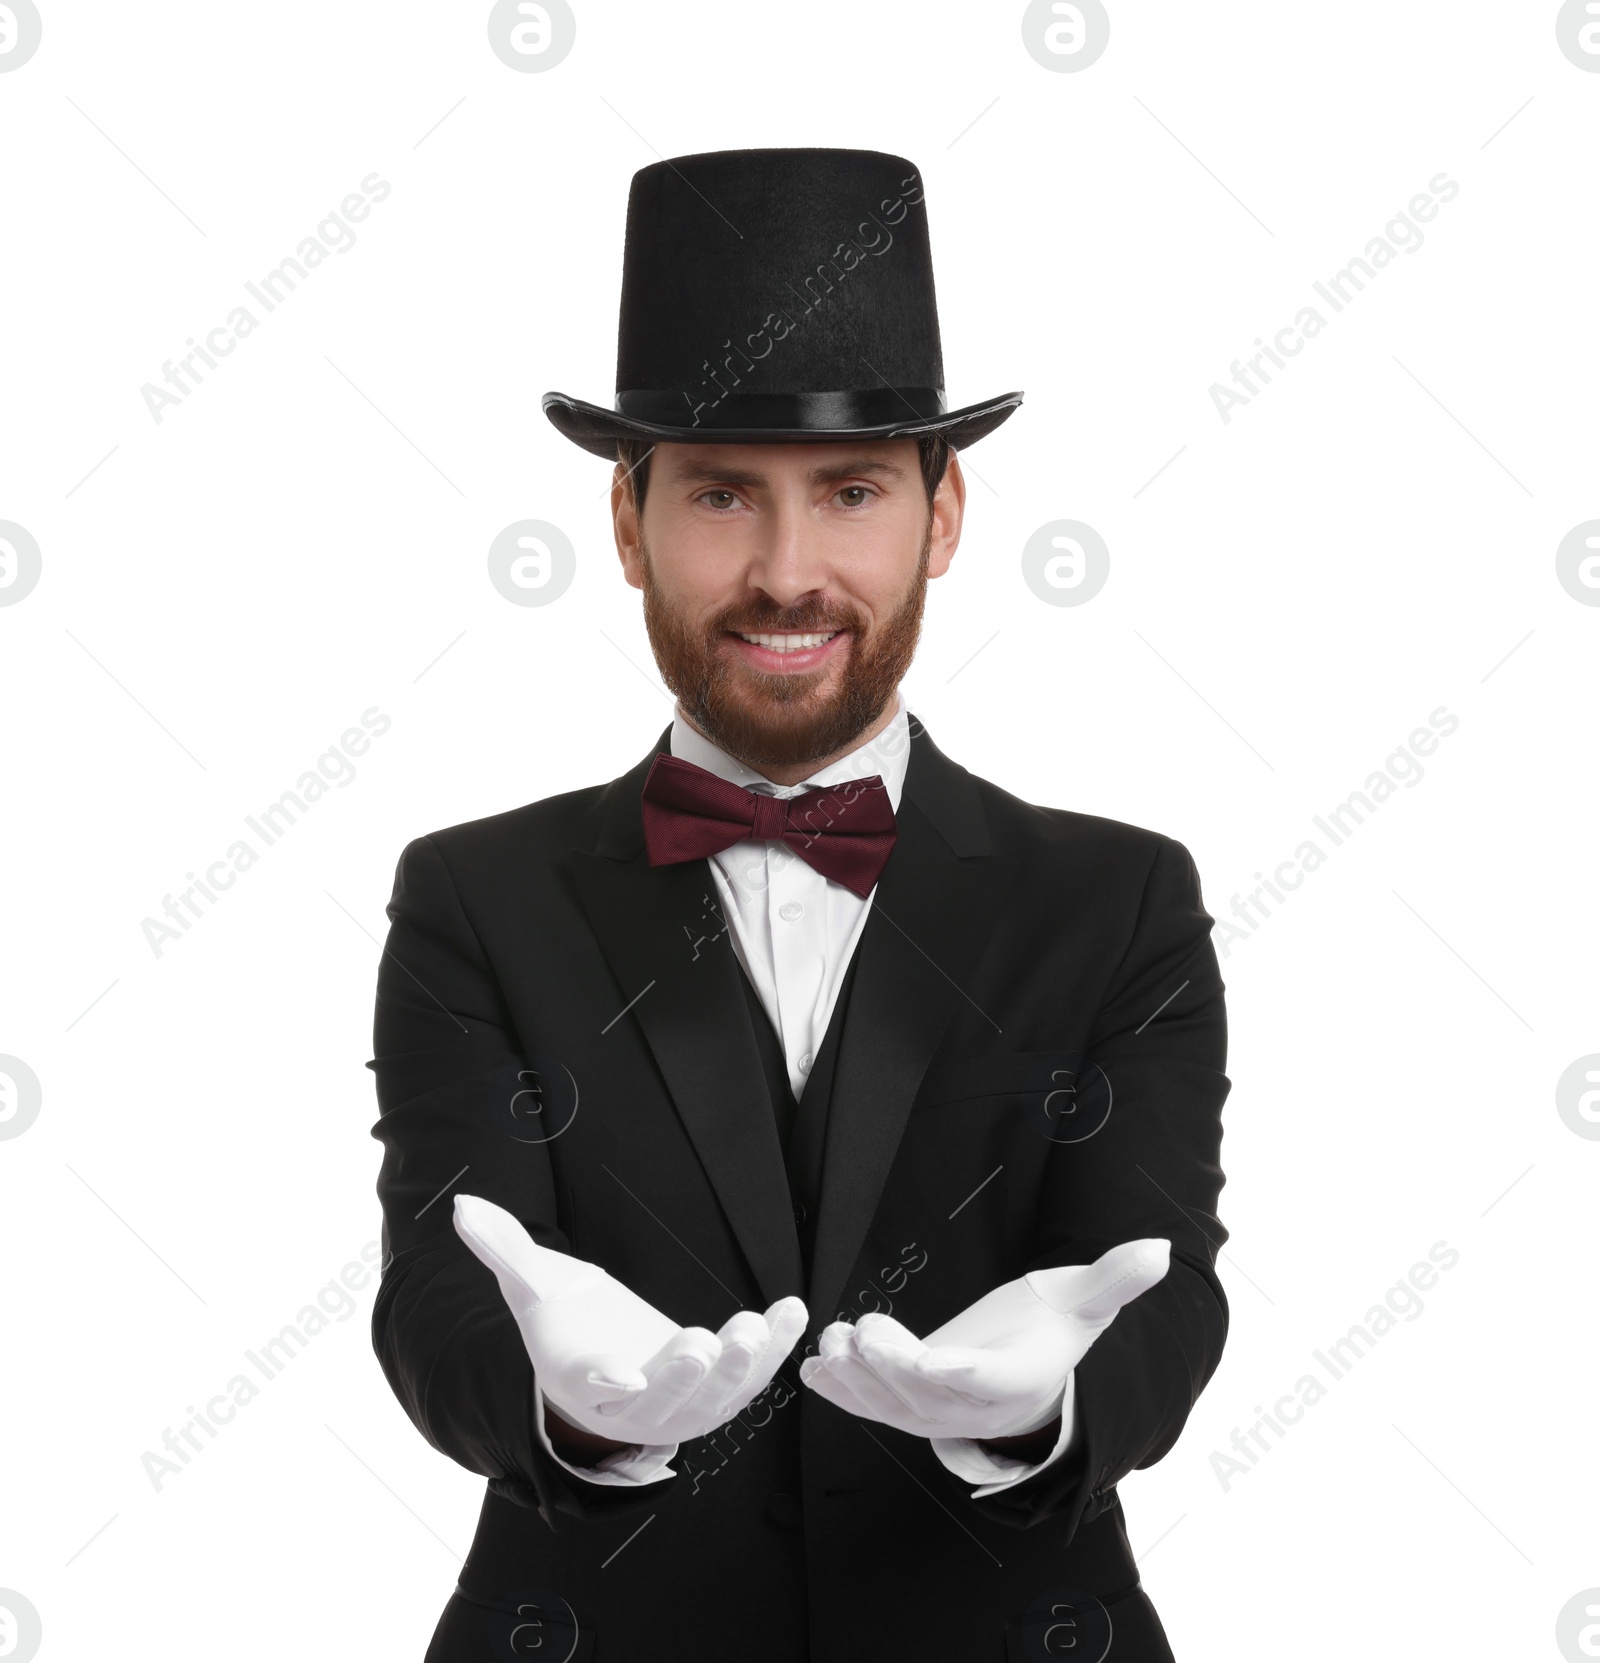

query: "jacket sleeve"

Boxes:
[965, 833, 1231, 1531]
[367, 834, 675, 1526]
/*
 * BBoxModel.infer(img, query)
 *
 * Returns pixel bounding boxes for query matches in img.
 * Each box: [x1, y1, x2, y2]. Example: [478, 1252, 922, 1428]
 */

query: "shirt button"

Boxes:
[799, 1052, 813, 1073]
[779, 900, 804, 922]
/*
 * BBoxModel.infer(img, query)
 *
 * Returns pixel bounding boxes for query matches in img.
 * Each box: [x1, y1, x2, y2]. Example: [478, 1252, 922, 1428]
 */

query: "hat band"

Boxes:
[614, 387, 947, 433]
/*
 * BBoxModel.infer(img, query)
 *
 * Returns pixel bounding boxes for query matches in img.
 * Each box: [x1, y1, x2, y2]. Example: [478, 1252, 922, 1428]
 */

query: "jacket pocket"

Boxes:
[432, 1582, 596, 1662]
[916, 1049, 1087, 1107]
[915, 1050, 1112, 1144]
[1004, 1578, 1172, 1663]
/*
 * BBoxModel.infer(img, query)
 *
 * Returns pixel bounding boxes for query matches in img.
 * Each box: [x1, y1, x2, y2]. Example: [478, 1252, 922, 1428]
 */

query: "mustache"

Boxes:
[713, 601, 862, 635]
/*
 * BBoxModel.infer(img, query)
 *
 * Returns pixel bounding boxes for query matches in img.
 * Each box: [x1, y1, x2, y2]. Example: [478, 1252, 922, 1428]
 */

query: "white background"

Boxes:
[2, 3, 1597, 1659]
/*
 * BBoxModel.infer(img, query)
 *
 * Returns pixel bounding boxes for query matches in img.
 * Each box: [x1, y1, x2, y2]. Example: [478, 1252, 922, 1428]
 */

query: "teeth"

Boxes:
[736, 631, 839, 652]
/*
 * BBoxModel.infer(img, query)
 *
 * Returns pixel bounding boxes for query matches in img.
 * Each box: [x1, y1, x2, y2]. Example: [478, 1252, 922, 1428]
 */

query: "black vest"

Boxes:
[734, 948, 862, 1284]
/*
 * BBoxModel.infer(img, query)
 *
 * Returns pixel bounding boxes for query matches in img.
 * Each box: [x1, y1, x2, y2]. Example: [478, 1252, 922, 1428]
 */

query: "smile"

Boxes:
[734, 630, 839, 653]
[725, 628, 848, 675]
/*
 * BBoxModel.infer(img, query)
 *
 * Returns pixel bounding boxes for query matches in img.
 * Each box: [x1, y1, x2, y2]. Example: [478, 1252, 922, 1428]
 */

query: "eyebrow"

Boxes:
[666, 456, 911, 490]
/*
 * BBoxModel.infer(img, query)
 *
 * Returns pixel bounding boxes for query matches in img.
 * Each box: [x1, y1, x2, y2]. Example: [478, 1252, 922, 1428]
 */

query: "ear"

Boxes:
[611, 461, 645, 591]
[927, 448, 967, 580]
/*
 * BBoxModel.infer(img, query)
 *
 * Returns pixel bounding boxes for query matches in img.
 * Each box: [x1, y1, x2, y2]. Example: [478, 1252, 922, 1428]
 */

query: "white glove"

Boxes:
[453, 1194, 807, 1473]
[798, 1239, 1169, 1445]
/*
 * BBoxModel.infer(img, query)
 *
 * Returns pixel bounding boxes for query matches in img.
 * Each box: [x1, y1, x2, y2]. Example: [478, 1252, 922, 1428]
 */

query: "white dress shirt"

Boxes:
[540, 691, 1079, 1496]
[670, 690, 912, 1100]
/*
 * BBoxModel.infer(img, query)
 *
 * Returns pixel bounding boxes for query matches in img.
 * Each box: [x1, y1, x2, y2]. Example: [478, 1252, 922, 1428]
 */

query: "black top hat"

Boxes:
[542, 147, 1022, 459]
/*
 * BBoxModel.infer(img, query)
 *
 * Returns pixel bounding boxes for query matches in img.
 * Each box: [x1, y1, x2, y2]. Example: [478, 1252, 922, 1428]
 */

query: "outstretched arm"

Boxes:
[972, 835, 1231, 1530]
[368, 834, 671, 1522]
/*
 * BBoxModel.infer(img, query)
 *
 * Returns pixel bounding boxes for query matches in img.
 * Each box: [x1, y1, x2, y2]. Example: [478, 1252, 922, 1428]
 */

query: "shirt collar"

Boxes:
[669, 688, 910, 812]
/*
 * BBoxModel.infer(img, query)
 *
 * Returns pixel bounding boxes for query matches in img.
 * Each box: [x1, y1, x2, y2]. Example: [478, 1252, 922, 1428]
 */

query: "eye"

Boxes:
[698, 489, 740, 511]
[836, 485, 873, 507]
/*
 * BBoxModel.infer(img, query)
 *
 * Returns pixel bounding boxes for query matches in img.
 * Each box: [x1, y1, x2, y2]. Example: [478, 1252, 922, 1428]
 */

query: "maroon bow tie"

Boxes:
[640, 753, 897, 899]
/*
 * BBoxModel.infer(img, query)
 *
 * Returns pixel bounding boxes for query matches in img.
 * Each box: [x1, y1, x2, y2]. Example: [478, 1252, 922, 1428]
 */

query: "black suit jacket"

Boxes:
[369, 715, 1230, 1662]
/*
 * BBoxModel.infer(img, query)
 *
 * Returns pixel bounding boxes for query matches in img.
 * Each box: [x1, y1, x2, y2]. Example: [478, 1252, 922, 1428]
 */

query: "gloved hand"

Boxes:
[453, 1194, 808, 1448]
[798, 1238, 1169, 1441]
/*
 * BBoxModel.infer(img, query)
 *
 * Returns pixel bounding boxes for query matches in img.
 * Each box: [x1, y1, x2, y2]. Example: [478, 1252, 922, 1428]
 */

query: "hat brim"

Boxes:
[541, 390, 1023, 461]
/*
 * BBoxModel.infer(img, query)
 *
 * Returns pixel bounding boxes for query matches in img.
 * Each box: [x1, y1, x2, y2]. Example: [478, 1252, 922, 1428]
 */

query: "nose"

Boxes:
[746, 494, 831, 610]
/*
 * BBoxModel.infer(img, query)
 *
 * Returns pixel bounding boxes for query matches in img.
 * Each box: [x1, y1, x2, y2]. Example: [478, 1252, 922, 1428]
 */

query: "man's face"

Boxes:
[610, 438, 965, 769]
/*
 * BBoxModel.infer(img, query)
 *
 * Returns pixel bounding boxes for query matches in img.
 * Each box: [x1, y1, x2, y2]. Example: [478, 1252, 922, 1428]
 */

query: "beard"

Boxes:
[639, 523, 931, 770]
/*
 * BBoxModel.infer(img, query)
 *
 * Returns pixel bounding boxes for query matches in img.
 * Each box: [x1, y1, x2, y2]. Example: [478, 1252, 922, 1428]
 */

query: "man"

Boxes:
[369, 148, 1230, 1663]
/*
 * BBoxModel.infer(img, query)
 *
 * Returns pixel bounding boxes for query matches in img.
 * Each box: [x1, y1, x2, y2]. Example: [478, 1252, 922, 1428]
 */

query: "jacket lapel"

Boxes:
[567, 729, 806, 1309]
[565, 714, 1015, 1328]
[805, 719, 1018, 1326]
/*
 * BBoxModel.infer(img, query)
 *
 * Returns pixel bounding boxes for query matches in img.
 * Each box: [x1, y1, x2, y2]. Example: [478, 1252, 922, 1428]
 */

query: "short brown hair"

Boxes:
[616, 433, 952, 511]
